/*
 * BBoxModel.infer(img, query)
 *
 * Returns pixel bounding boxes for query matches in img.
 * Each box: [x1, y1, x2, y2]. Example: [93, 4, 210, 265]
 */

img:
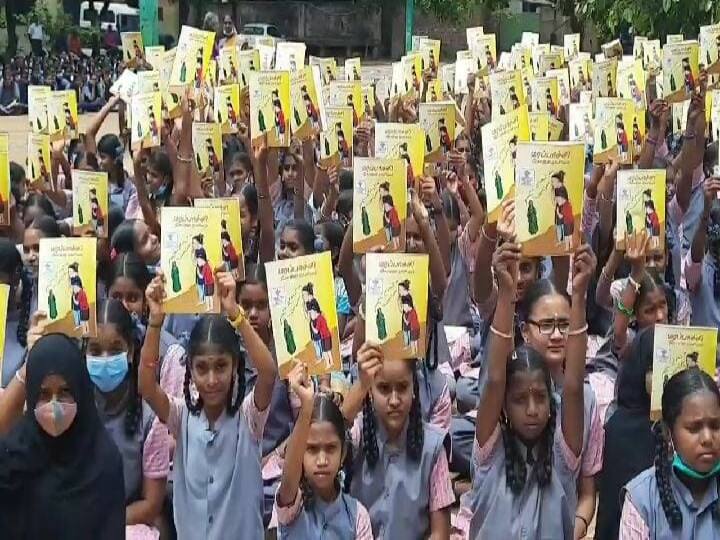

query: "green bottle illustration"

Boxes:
[527, 203, 538, 235]
[600, 129, 607, 149]
[241, 73, 247, 86]
[293, 107, 301, 127]
[196, 153, 203, 171]
[625, 211, 634, 234]
[180, 61, 187, 83]
[376, 308, 387, 340]
[171, 261, 181, 293]
[574, 125, 579, 138]
[494, 171, 503, 199]
[670, 74, 676, 92]
[324, 138, 331, 156]
[361, 206, 370, 235]
[425, 134, 432, 153]
[77, 203, 84, 224]
[258, 110, 266, 132]
[48, 290, 57, 319]
[36, 116, 42, 130]
[137, 121, 142, 138]
[53, 116, 59, 131]
[708, 51, 712, 66]
[283, 319, 296, 355]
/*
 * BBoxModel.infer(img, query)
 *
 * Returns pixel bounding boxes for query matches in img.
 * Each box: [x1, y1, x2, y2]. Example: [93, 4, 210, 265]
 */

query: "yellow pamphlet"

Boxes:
[290, 66, 322, 140]
[131, 91, 162, 150]
[564, 34, 581, 60]
[250, 71, 291, 147]
[424, 79, 443, 103]
[344, 57, 362, 82]
[419, 38, 441, 73]
[28, 85, 50, 134]
[27, 133, 51, 188]
[121, 32, 144, 68]
[701, 24, 720, 74]
[214, 84, 241, 135]
[667, 34, 684, 45]
[593, 98, 636, 164]
[643, 39, 662, 72]
[276, 42, 307, 72]
[466, 27, 485, 49]
[529, 112, 550, 142]
[663, 41, 700, 103]
[160, 48, 182, 119]
[46, 91, 75, 142]
[616, 169, 666, 252]
[538, 52, 563, 77]
[548, 116, 564, 141]
[144, 45, 165, 70]
[138, 70, 160, 93]
[593, 58, 619, 99]
[489, 70, 526, 117]
[617, 59, 647, 110]
[419, 102, 456, 163]
[319, 106, 353, 168]
[569, 58, 591, 92]
[531, 76, 560, 117]
[601, 39, 624, 59]
[218, 46, 240, 84]
[0, 284, 8, 376]
[375, 123, 425, 190]
[439, 64, 456, 96]
[569, 103, 595, 147]
[238, 49, 260, 88]
[471, 34, 497, 75]
[195, 198, 245, 282]
[72, 170, 108, 238]
[170, 25, 215, 90]
[191, 122, 224, 179]
[0, 135, 8, 226]
[327, 81, 364, 126]
[309, 56, 338, 85]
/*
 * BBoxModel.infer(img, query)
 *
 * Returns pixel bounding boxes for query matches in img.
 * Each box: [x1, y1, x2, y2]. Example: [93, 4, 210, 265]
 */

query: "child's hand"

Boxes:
[420, 176, 442, 211]
[145, 272, 167, 321]
[357, 341, 383, 390]
[288, 363, 314, 409]
[328, 166, 339, 195]
[572, 243, 597, 296]
[215, 268, 239, 318]
[409, 188, 429, 224]
[27, 311, 48, 352]
[492, 241, 520, 295]
[496, 199, 516, 242]
[624, 231, 649, 276]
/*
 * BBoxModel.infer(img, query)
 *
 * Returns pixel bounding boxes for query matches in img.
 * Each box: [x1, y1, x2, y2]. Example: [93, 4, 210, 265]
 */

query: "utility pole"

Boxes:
[140, 0, 159, 46]
[405, 0, 414, 53]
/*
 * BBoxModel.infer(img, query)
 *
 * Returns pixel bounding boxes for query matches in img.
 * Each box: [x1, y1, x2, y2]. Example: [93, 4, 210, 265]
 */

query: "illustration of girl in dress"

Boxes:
[194, 47, 204, 88]
[336, 122, 350, 165]
[484, 44, 495, 70]
[682, 57, 695, 93]
[552, 171, 574, 248]
[545, 88, 557, 116]
[302, 283, 333, 368]
[301, 85, 319, 129]
[438, 118, 451, 154]
[220, 219, 240, 278]
[346, 94, 359, 126]
[379, 182, 401, 249]
[226, 95, 238, 130]
[632, 118, 643, 154]
[148, 106, 160, 145]
[400, 142, 414, 187]
[206, 138, 221, 175]
[63, 101, 76, 132]
[193, 234, 214, 311]
[616, 113, 629, 160]
[644, 189, 661, 250]
[88, 187, 104, 237]
[509, 86, 520, 109]
[398, 280, 420, 355]
[628, 74, 644, 107]
[272, 89, 287, 138]
[607, 72, 615, 97]
[68, 262, 90, 333]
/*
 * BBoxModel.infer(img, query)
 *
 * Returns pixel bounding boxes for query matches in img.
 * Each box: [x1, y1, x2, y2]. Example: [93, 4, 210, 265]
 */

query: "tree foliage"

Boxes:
[357, 0, 509, 23]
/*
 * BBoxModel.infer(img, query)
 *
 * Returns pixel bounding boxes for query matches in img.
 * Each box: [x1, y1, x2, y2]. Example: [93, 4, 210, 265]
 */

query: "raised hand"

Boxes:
[288, 362, 315, 409]
[357, 341, 383, 390]
[145, 271, 167, 321]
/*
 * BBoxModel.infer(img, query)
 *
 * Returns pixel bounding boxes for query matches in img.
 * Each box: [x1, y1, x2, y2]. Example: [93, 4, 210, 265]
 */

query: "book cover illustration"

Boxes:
[0, 284, 8, 377]
[275, 41, 306, 72]
[633, 37, 648, 62]
[365, 253, 429, 361]
[418, 38, 441, 73]
[121, 32, 144, 68]
[511, 44, 532, 72]
[400, 52, 424, 96]
[470, 33, 497, 75]
[454, 52, 476, 95]
[592, 58, 619, 99]
[55, 90, 78, 141]
[375, 123, 425, 190]
[257, 43, 276, 70]
[28, 85, 50, 134]
[424, 79, 443, 103]
[538, 52, 563, 77]
[663, 41, 700, 103]
[489, 70, 525, 117]
[564, 33, 581, 60]
[170, 25, 215, 90]
[191, 122, 224, 179]
[630, 106, 646, 159]
[569, 103, 595, 147]
[522, 32, 540, 48]
[419, 102, 456, 163]
[529, 112, 550, 142]
[218, 45, 240, 84]
[319, 106, 353, 168]
[439, 64, 456, 96]
[0, 135, 8, 226]
[466, 26, 485, 49]
[546, 68, 571, 106]
[667, 34, 684, 45]
[569, 58, 591, 92]
[551, 45, 566, 65]
[195, 198, 245, 282]
[160, 207, 222, 314]
[237, 49, 260, 88]
[514, 142, 585, 256]
[266, 252, 340, 377]
[362, 84, 376, 115]
[213, 84, 241, 135]
[144, 45, 165, 70]
[130, 91, 162, 151]
[531, 76, 559, 116]
[643, 39, 663, 72]
[250, 71, 291, 147]
[71, 170, 108, 238]
[137, 70, 161, 94]
[711, 90, 720, 142]
[160, 48, 182, 119]
[344, 57, 362, 81]
[548, 116, 565, 141]
[601, 39, 624, 59]
[309, 56, 338, 85]
[412, 34, 428, 51]
[390, 61, 404, 97]
[651, 325, 718, 420]
[327, 81, 364, 126]
[616, 169, 666, 252]
[27, 133, 51, 188]
[46, 91, 67, 142]
[593, 98, 636, 164]
[38, 238, 97, 338]
[352, 157, 407, 253]
[701, 24, 720, 74]
[617, 59, 647, 110]
[482, 107, 531, 222]
[290, 66, 322, 140]
[531, 43, 551, 74]
[110, 69, 138, 101]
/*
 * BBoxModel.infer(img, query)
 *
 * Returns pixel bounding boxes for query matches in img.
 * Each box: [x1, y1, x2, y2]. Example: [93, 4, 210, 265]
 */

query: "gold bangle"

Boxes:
[228, 307, 247, 329]
[568, 324, 588, 336]
[489, 325, 513, 339]
[482, 226, 497, 243]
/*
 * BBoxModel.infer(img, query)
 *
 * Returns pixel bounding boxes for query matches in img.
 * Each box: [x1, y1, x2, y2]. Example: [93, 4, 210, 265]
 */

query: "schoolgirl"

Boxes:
[0, 238, 32, 386]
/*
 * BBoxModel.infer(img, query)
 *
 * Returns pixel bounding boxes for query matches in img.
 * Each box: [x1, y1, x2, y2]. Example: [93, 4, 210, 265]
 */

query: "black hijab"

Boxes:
[0, 334, 125, 540]
[596, 326, 656, 540]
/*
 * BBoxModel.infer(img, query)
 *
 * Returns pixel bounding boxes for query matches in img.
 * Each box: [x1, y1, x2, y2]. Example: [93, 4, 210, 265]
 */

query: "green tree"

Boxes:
[359, 0, 509, 23]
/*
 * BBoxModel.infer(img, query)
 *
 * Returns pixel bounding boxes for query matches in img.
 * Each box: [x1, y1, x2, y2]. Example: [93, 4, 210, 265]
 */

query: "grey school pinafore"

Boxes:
[278, 492, 359, 539]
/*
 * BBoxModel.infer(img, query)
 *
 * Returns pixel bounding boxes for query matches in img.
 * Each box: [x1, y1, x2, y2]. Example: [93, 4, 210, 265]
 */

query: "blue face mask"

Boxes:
[86, 352, 129, 393]
[672, 452, 720, 480]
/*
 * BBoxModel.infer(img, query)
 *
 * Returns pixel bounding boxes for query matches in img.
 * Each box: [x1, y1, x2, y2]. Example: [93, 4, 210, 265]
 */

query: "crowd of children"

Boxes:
[2, 12, 720, 540]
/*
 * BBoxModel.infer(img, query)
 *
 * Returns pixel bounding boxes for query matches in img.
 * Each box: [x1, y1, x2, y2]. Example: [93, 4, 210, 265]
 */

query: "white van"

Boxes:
[79, 1, 140, 32]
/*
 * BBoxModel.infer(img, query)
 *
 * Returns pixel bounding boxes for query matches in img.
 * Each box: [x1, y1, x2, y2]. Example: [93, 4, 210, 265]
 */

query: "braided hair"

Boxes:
[362, 360, 424, 468]
[654, 368, 720, 529]
[0, 239, 29, 347]
[501, 346, 556, 494]
[184, 315, 246, 416]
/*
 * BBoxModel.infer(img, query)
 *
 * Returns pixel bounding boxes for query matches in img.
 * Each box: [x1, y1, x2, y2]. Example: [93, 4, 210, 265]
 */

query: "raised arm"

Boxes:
[420, 176, 451, 277]
[85, 95, 121, 158]
[341, 341, 383, 425]
[132, 150, 161, 236]
[338, 225, 362, 308]
[637, 99, 668, 170]
[173, 92, 204, 202]
[612, 231, 649, 355]
[253, 138, 275, 264]
[410, 190, 448, 300]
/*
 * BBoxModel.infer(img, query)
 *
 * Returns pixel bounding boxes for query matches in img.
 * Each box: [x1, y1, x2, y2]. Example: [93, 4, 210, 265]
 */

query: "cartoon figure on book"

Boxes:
[607, 72, 615, 97]
[400, 142, 414, 187]
[148, 106, 160, 145]
[63, 101, 76, 131]
[301, 283, 333, 368]
[346, 94, 359, 126]
[551, 171, 574, 250]
[301, 85, 319, 129]
[272, 89, 286, 139]
[206, 138, 221, 175]
[89, 188, 104, 237]
[644, 189, 661, 250]
[484, 44, 496, 70]
[633, 118, 644, 153]
[628, 73, 644, 107]
[192, 233, 215, 312]
[683, 57, 696, 93]
[616, 113, 629, 160]
[439, 118, 452, 154]
[68, 262, 90, 333]
[225, 95, 238, 130]
[379, 182, 402, 250]
[194, 47, 204, 88]
[220, 219, 240, 279]
[397, 279, 420, 356]
[545, 88, 557, 116]
[336, 122, 350, 165]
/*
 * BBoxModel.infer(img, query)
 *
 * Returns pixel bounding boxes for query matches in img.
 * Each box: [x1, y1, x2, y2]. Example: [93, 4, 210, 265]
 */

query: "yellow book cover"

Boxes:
[569, 58, 591, 92]
[218, 46, 240, 84]
[667, 34, 684, 45]
[548, 116, 564, 141]
[593, 98, 636, 164]
[46, 91, 68, 142]
[424, 79, 443, 103]
[375, 123, 425, 189]
[0, 284, 8, 376]
[482, 107, 531, 222]
[352, 157, 407, 253]
[144, 45, 165, 70]
[712, 90, 720, 143]
[592, 58, 619, 99]
[38, 237, 97, 338]
[569, 103, 595, 146]
[257, 44, 276, 70]
[617, 59, 647, 110]
[547, 68, 571, 106]
[515, 142, 586, 256]
[72, 170, 108, 238]
[471, 34, 497, 75]
[616, 169, 666, 252]
[266, 252, 340, 377]
[651, 325, 718, 420]
[195, 198, 245, 282]
[26, 133, 51, 188]
[564, 33, 581, 60]
[466, 27, 485, 49]
[344, 57, 362, 81]
[633, 37, 648, 61]
[643, 39, 663, 72]
[327, 81, 364, 125]
[214, 84, 241, 134]
[290, 66, 322, 140]
[529, 112, 550, 142]
[631, 107, 646, 159]
[319, 106, 353, 168]
[276, 42, 307, 72]
[538, 52, 563, 76]
[191, 122, 224, 179]
[28, 85, 50, 134]
[365, 253, 429, 360]
[522, 32, 540, 48]
[531, 77, 559, 117]
[121, 32, 144, 68]
[390, 61, 405, 97]
[130, 91, 162, 151]
[160, 48, 182, 119]
[454, 53, 476, 95]
[489, 70, 526, 117]
[418, 38, 441, 72]
[663, 41, 700, 103]
[551, 45, 566, 66]
[400, 53, 424, 97]
[309, 56, 338, 85]
[362, 84, 376, 114]
[170, 25, 215, 89]
[531, 44, 551, 74]
[601, 39, 624, 59]
[138, 70, 161, 93]
[511, 44, 532, 72]
[419, 102, 456, 163]
[0, 135, 8, 226]
[250, 71, 291, 147]
[160, 207, 222, 314]
[439, 64, 455, 96]
[60, 89, 78, 140]
[206, 58, 218, 88]
[701, 24, 720, 74]
[237, 49, 260, 88]
[412, 35, 428, 51]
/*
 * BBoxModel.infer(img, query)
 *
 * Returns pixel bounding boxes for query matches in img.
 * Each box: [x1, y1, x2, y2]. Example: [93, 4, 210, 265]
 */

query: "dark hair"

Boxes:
[226, 151, 253, 177]
[24, 193, 57, 221]
[315, 221, 344, 255]
[27, 215, 61, 238]
[184, 315, 246, 416]
[97, 134, 124, 183]
[339, 170, 353, 192]
[336, 190, 353, 225]
[654, 368, 720, 529]
[634, 271, 674, 326]
[110, 219, 140, 256]
[300, 394, 353, 506]
[9, 162, 25, 202]
[0, 239, 30, 347]
[281, 219, 316, 254]
[362, 360, 423, 468]
[147, 150, 173, 192]
[518, 278, 568, 324]
[502, 346, 556, 494]
[239, 182, 258, 216]
[108, 252, 151, 300]
[617, 326, 654, 411]
[442, 191, 460, 228]
[94, 299, 142, 436]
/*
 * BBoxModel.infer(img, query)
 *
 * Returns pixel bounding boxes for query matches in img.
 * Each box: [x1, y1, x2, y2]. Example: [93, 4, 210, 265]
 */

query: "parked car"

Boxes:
[79, 1, 139, 32]
[237, 23, 284, 48]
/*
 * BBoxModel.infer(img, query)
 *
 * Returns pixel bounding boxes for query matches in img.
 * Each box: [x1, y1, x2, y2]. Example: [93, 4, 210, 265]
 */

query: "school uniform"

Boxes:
[163, 390, 269, 540]
[620, 467, 720, 539]
[441, 243, 475, 372]
[274, 489, 373, 539]
[684, 253, 720, 329]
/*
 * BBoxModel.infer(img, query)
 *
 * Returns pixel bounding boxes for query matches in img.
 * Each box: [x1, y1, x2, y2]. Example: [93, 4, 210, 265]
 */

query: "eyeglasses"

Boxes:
[526, 318, 571, 336]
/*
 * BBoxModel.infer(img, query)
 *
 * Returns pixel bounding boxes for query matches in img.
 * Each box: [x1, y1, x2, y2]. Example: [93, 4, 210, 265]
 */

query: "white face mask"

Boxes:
[34, 398, 77, 437]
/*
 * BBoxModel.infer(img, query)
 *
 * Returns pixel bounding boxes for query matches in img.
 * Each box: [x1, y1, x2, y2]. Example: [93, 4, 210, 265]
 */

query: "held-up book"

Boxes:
[419, 102, 456, 163]
[593, 98, 637, 165]
[191, 122, 224, 179]
[374, 123, 425, 190]
[214, 84, 241, 135]
[28, 85, 50, 134]
[319, 106, 353, 169]
[489, 70, 526, 118]
[144, 45, 165, 70]
[170, 25, 215, 90]
[195, 198, 245, 282]
[72, 170, 109, 238]
[121, 32, 144, 68]
[290, 66, 322, 140]
[27, 133, 51, 189]
[249, 71, 291, 147]
[130, 91, 162, 150]
[700, 24, 720, 75]
[0, 134, 8, 227]
[663, 41, 700, 103]
[615, 169, 666, 253]
[0, 284, 8, 377]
